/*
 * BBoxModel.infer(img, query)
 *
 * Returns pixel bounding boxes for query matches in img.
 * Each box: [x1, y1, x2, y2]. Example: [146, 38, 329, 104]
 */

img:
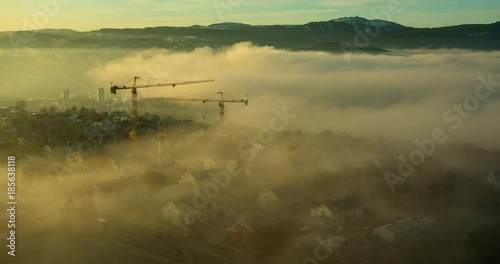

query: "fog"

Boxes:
[2, 44, 499, 149]
[1, 43, 500, 263]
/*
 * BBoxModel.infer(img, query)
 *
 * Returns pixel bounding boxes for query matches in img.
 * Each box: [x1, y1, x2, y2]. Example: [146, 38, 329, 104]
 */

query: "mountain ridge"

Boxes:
[1, 16, 499, 53]
[2, 16, 499, 33]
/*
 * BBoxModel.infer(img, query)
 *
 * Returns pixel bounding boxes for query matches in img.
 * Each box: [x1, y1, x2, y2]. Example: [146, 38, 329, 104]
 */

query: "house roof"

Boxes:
[375, 216, 434, 234]
[189, 169, 215, 181]
[258, 185, 300, 199]
[259, 188, 275, 196]
[228, 211, 293, 232]
[162, 201, 203, 217]
[271, 185, 300, 198]
[226, 220, 253, 232]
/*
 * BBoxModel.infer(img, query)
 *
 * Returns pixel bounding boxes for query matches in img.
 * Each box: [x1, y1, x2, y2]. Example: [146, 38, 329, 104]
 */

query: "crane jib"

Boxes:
[108, 77, 214, 140]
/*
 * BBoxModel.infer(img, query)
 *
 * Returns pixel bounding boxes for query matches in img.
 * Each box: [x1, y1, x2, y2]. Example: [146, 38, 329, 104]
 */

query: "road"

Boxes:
[108, 221, 232, 264]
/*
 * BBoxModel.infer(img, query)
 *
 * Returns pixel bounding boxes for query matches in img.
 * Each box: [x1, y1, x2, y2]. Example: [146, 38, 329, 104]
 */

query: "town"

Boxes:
[0, 87, 499, 264]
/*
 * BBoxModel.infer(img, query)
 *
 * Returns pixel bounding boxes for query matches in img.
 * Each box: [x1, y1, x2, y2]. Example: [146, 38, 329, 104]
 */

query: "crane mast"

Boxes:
[110, 76, 214, 139]
[131, 77, 139, 139]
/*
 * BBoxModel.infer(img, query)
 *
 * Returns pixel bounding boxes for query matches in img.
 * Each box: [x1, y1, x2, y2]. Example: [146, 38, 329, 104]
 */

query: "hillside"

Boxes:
[1, 17, 499, 53]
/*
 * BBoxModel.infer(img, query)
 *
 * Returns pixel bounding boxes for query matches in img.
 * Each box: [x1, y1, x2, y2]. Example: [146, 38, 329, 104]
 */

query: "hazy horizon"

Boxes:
[2, 0, 500, 32]
[1, 2, 500, 263]
[2, 17, 500, 33]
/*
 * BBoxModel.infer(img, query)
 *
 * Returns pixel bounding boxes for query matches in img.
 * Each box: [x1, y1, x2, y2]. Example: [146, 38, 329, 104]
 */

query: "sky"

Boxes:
[0, 0, 499, 31]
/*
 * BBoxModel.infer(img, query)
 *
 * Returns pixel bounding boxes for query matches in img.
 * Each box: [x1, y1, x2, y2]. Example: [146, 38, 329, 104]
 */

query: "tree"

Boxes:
[78, 107, 89, 117]
[48, 106, 57, 114]
[16, 100, 26, 110]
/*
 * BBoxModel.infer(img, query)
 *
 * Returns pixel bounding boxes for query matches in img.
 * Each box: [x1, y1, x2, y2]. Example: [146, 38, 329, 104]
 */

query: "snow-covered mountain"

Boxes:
[330, 16, 407, 32]
[4, 18, 498, 52]
[331, 17, 370, 24]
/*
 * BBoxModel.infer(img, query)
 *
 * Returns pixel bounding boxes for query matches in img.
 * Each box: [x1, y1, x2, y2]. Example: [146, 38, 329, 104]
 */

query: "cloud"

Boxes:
[1, 44, 499, 148]
[85, 44, 500, 148]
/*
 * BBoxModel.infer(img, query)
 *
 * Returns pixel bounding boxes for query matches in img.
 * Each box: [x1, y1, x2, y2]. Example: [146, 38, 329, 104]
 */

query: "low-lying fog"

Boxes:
[1, 43, 499, 148]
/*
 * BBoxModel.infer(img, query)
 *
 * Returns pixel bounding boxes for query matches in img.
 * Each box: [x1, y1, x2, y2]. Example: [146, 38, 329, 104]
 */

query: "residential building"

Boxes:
[257, 186, 302, 209]
[96, 88, 105, 110]
[225, 221, 253, 244]
[310, 196, 363, 227]
[225, 212, 294, 244]
[63, 89, 70, 107]
[161, 201, 198, 226]
[257, 188, 279, 208]
[177, 170, 213, 186]
[373, 216, 434, 243]
[179, 172, 197, 186]
[161, 195, 233, 226]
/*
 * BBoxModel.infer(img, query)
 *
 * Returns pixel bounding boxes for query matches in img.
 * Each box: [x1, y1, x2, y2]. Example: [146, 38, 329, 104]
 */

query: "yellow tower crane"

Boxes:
[141, 91, 248, 122]
[110, 76, 214, 139]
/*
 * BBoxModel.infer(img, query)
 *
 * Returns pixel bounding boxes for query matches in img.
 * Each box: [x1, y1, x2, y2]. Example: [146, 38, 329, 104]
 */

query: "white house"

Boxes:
[310, 196, 363, 227]
[257, 189, 279, 208]
[257, 186, 302, 209]
[373, 216, 434, 243]
[177, 170, 214, 187]
[162, 201, 199, 226]
[162, 198, 230, 226]
[178, 172, 197, 186]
